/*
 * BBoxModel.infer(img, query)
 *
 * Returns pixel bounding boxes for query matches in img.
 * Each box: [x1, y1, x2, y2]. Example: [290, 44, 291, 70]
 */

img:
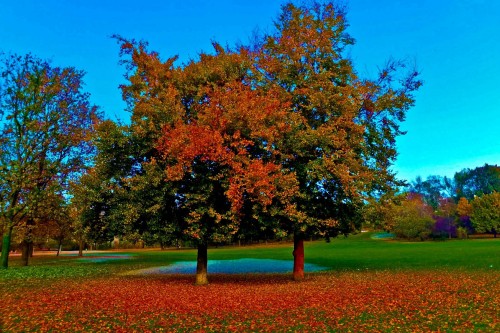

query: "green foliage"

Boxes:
[470, 192, 500, 236]
[250, 1, 421, 240]
[362, 193, 402, 231]
[456, 227, 469, 239]
[380, 194, 434, 240]
[108, 1, 421, 248]
[392, 213, 434, 240]
[454, 164, 500, 200]
[409, 175, 454, 209]
[0, 52, 100, 267]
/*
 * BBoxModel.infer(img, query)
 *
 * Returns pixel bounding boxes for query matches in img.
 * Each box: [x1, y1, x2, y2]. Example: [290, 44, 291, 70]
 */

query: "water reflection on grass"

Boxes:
[76, 254, 134, 263]
[135, 258, 328, 275]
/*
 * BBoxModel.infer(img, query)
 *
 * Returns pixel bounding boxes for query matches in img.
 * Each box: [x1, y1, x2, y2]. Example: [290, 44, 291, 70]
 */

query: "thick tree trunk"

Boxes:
[195, 243, 209, 285]
[1, 226, 13, 269]
[293, 235, 305, 281]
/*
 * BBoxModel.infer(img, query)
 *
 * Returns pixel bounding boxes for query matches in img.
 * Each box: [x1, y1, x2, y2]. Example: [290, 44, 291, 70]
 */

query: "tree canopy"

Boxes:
[470, 192, 500, 238]
[0, 53, 100, 268]
[249, 2, 420, 279]
[92, 1, 421, 283]
[454, 164, 500, 200]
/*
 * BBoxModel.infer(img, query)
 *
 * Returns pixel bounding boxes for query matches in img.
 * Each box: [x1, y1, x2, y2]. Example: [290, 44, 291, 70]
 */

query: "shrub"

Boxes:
[391, 194, 434, 240]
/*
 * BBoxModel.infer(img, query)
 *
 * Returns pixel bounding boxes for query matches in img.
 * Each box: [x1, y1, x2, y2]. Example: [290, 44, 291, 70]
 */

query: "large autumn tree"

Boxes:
[117, 38, 297, 284]
[0, 53, 99, 268]
[114, 1, 420, 283]
[250, 2, 421, 279]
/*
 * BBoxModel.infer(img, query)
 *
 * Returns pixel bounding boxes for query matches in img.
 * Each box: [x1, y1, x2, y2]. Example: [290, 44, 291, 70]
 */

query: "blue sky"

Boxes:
[1, 0, 499, 182]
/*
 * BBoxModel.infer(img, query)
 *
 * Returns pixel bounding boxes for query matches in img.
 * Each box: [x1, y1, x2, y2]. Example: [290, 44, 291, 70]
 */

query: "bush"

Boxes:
[393, 216, 434, 240]
[432, 216, 457, 239]
[391, 194, 434, 241]
[456, 227, 469, 239]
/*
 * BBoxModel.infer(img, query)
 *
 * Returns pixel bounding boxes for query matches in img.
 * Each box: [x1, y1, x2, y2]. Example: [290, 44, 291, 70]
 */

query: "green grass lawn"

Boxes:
[1, 233, 498, 332]
[207, 232, 499, 271]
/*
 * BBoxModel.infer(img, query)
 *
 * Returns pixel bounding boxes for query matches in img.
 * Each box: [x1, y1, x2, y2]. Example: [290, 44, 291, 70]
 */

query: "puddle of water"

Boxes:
[371, 232, 395, 240]
[134, 258, 328, 275]
[76, 255, 134, 263]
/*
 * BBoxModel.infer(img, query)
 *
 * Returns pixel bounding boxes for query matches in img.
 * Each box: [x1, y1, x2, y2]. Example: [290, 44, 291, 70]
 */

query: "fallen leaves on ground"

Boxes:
[1, 270, 498, 332]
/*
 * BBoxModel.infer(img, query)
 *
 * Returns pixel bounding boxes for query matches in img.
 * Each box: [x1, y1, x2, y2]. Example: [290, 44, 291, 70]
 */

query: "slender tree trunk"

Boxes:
[1, 225, 13, 269]
[293, 235, 305, 281]
[21, 239, 30, 266]
[57, 237, 63, 256]
[78, 240, 83, 257]
[195, 243, 208, 285]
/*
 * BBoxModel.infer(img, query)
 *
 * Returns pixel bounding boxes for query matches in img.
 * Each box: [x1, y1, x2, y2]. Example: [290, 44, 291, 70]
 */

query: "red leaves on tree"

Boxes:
[155, 73, 295, 225]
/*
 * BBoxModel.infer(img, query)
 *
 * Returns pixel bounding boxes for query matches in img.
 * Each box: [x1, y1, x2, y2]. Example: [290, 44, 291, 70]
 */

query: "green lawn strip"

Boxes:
[1, 233, 498, 283]
[202, 233, 499, 272]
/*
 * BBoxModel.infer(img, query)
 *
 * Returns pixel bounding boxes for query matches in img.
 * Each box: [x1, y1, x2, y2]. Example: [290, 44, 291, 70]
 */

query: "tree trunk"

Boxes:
[78, 240, 83, 257]
[21, 239, 30, 266]
[195, 243, 209, 285]
[293, 235, 305, 281]
[57, 239, 62, 256]
[1, 226, 13, 269]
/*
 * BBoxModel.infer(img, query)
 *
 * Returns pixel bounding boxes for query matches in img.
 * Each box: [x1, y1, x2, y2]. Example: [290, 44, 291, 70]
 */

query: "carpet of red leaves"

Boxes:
[1, 270, 498, 332]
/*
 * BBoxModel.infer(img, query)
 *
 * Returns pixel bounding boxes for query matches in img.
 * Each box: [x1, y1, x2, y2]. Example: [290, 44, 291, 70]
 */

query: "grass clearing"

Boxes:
[1, 233, 498, 332]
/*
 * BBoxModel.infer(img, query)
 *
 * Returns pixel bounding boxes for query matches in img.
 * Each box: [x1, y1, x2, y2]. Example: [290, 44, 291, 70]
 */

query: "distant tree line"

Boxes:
[365, 164, 500, 240]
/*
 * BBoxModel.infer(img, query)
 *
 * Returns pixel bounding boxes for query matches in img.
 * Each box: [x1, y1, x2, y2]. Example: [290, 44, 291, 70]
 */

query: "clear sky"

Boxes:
[1, 0, 499, 182]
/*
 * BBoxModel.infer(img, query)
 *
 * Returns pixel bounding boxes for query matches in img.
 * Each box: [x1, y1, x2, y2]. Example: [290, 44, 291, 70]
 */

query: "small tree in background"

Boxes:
[470, 192, 500, 238]
[432, 198, 457, 239]
[390, 194, 434, 240]
[456, 197, 473, 237]
[363, 192, 402, 232]
[409, 175, 453, 210]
